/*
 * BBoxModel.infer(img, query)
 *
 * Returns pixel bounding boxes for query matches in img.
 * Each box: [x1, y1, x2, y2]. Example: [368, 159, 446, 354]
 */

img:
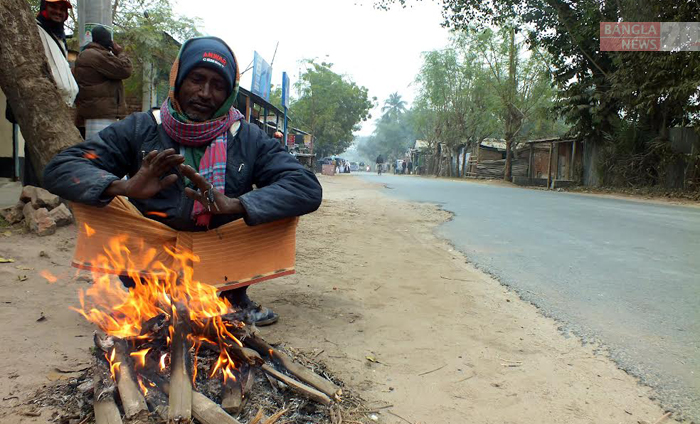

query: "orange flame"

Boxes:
[71, 231, 235, 339]
[40, 270, 58, 283]
[145, 211, 168, 218]
[106, 348, 121, 381]
[83, 151, 99, 160]
[159, 353, 168, 371]
[68, 228, 245, 384]
[130, 348, 150, 368]
[84, 223, 96, 237]
[137, 375, 149, 397]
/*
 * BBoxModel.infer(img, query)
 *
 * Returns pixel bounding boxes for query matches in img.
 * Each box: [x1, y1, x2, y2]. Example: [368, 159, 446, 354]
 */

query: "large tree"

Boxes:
[461, 27, 554, 179]
[291, 60, 375, 158]
[381, 92, 407, 122]
[378, 0, 700, 187]
[414, 46, 501, 176]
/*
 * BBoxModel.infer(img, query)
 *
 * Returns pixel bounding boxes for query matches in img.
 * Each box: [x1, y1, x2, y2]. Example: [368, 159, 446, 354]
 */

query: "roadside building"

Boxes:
[513, 137, 582, 189]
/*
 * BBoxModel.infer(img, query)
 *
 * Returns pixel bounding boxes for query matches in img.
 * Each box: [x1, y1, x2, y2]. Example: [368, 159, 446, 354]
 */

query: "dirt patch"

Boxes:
[563, 185, 700, 207]
[0, 175, 682, 423]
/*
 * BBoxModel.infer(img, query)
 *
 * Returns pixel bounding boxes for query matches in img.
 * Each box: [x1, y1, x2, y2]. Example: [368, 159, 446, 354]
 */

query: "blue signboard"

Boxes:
[251, 51, 272, 101]
[281, 72, 290, 109]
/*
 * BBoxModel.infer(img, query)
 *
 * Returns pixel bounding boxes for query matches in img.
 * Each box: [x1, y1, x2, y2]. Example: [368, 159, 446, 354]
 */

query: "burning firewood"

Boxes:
[221, 365, 255, 415]
[168, 304, 193, 423]
[68, 236, 346, 423]
[239, 331, 342, 400]
[261, 364, 332, 406]
[93, 358, 123, 424]
[94, 334, 149, 422]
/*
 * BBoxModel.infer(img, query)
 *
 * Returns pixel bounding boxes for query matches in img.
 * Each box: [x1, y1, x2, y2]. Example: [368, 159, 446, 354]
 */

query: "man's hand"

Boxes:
[112, 42, 124, 55]
[104, 149, 184, 199]
[180, 164, 245, 215]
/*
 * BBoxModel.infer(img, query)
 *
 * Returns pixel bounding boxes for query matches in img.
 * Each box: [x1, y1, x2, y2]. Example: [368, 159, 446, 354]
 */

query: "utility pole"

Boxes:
[77, 0, 112, 49]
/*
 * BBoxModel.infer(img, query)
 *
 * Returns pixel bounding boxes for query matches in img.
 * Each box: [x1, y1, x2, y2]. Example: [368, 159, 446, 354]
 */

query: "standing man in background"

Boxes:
[74, 25, 132, 139]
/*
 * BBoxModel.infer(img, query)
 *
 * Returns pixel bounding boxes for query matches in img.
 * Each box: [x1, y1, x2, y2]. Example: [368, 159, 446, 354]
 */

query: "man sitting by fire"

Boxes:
[44, 37, 322, 326]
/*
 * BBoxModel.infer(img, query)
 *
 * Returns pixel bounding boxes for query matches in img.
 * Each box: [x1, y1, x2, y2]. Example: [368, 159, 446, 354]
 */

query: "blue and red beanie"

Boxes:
[175, 37, 237, 96]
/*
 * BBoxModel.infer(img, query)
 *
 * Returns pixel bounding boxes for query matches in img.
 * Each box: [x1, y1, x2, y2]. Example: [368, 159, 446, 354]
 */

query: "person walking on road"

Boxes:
[402, 160, 407, 175]
[74, 25, 132, 139]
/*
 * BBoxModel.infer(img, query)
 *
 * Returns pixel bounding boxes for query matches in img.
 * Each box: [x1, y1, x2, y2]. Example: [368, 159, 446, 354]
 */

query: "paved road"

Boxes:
[361, 174, 700, 421]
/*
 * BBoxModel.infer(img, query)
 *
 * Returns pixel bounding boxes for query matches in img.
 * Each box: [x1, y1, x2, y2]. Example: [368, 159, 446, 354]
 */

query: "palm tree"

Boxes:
[381, 92, 407, 122]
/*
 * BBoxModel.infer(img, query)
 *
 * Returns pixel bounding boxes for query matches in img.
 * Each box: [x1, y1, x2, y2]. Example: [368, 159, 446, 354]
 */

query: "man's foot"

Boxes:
[222, 290, 279, 326]
[243, 304, 279, 327]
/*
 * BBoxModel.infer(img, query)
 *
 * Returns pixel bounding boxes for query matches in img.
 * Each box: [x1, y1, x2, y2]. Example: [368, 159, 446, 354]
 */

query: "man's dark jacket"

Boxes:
[44, 112, 322, 231]
[74, 42, 132, 120]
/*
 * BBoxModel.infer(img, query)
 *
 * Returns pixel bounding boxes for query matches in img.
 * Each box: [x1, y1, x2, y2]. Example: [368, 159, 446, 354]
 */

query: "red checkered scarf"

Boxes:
[160, 98, 244, 227]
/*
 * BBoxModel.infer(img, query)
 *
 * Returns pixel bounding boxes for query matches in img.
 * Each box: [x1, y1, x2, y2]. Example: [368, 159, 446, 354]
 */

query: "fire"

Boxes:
[84, 223, 95, 237]
[83, 151, 99, 160]
[137, 375, 149, 397]
[40, 270, 58, 283]
[130, 348, 150, 368]
[70, 228, 244, 385]
[71, 234, 234, 338]
[159, 353, 168, 371]
[145, 211, 168, 218]
[106, 348, 121, 380]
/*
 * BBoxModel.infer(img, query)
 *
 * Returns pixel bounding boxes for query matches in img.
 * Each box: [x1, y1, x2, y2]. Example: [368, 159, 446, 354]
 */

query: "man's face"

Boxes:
[176, 67, 228, 122]
[45, 2, 68, 23]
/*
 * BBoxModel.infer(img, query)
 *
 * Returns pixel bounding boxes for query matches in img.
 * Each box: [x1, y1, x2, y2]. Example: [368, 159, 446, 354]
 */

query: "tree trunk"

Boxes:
[504, 140, 513, 181]
[504, 26, 516, 182]
[0, 0, 83, 183]
[461, 147, 468, 178]
[447, 148, 454, 177]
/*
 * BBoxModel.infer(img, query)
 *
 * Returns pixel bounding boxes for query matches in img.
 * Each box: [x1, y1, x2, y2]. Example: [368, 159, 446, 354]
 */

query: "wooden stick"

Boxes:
[220, 376, 243, 415]
[193, 391, 244, 424]
[241, 332, 342, 399]
[138, 368, 242, 424]
[93, 334, 148, 421]
[194, 321, 262, 366]
[93, 359, 123, 424]
[221, 363, 255, 415]
[169, 305, 193, 423]
[653, 412, 672, 424]
[261, 364, 332, 406]
[113, 339, 149, 420]
[418, 364, 446, 376]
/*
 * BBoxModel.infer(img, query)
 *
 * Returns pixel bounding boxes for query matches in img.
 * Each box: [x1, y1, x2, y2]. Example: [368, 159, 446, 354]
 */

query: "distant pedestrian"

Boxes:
[74, 25, 132, 139]
[402, 161, 407, 175]
[408, 161, 413, 174]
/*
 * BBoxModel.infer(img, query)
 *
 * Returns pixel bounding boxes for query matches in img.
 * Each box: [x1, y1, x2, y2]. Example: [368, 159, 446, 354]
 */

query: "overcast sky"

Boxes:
[175, 0, 452, 135]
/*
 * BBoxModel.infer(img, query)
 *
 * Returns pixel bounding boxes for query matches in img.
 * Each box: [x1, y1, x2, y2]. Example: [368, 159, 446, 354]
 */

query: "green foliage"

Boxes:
[408, 28, 560, 160]
[358, 108, 416, 160]
[268, 85, 283, 111]
[376, 0, 700, 187]
[381, 92, 407, 121]
[291, 60, 375, 158]
[113, 0, 201, 100]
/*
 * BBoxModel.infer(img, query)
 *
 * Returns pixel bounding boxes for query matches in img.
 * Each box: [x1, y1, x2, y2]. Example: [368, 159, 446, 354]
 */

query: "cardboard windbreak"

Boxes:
[71, 197, 297, 291]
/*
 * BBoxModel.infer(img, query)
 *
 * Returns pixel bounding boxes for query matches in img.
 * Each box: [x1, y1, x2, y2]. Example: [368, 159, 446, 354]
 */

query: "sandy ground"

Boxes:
[0, 175, 679, 423]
